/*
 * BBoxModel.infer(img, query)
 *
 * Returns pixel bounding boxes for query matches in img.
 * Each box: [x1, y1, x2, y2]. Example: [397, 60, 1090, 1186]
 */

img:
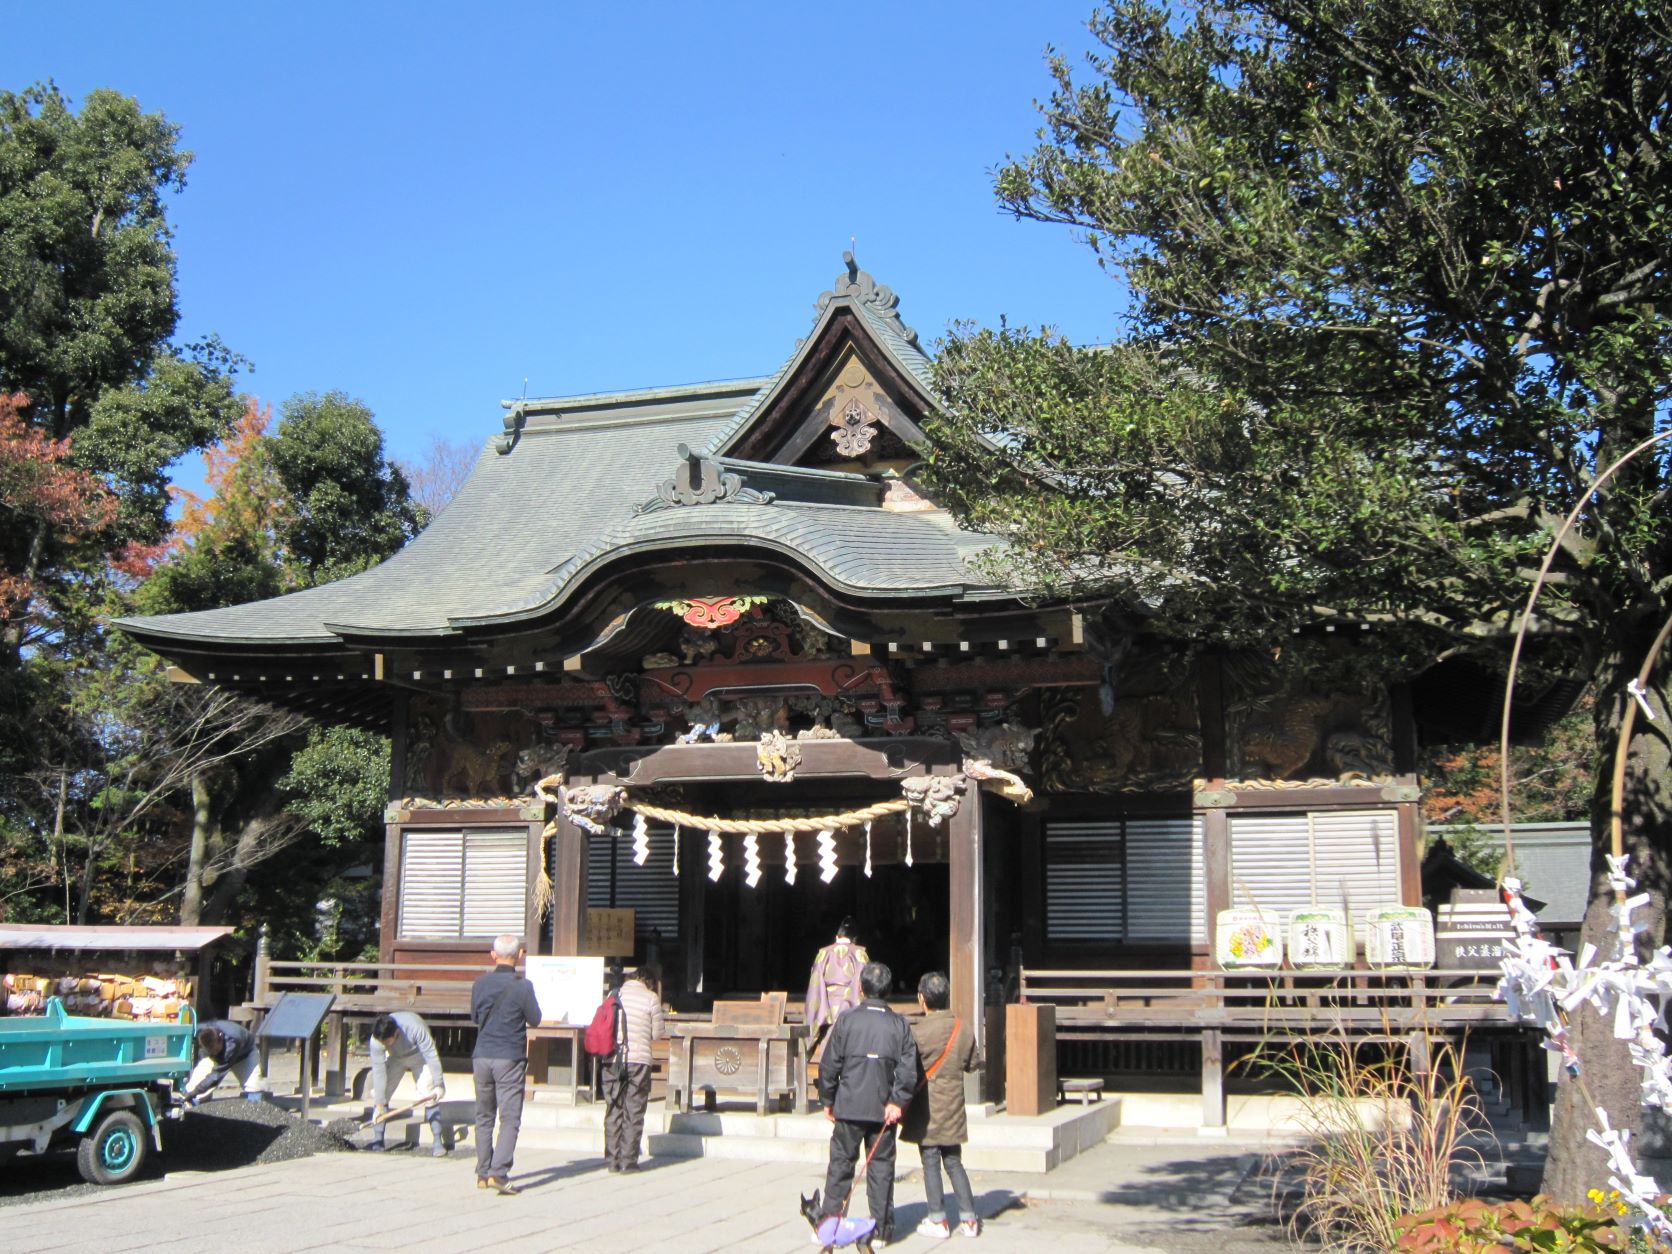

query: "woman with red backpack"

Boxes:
[603, 963, 665, 1172]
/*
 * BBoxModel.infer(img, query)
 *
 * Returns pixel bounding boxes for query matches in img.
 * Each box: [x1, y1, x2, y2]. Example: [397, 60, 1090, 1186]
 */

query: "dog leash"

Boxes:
[837, 1120, 897, 1220]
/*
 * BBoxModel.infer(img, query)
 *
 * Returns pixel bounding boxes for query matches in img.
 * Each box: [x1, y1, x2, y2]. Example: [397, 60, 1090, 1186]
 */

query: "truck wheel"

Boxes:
[77, 1109, 147, 1185]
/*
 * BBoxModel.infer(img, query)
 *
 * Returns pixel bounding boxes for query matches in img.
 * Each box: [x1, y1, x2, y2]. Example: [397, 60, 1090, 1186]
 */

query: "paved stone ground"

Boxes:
[1, 1136, 1300, 1253]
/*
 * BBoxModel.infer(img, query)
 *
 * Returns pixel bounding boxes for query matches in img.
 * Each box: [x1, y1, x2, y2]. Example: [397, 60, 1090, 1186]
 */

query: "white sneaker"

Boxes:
[917, 1217, 951, 1239]
[958, 1218, 982, 1238]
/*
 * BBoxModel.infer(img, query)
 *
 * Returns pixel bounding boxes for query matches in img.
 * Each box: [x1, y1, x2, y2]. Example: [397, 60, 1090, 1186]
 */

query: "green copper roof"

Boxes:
[117, 259, 1007, 653]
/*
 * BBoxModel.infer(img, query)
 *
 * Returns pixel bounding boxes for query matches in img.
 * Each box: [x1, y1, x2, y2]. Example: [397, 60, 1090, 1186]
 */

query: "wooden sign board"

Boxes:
[583, 908, 635, 958]
[524, 954, 605, 1026]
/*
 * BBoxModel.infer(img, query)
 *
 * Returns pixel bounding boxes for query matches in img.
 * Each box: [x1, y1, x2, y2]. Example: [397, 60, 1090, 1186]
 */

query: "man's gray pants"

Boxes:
[473, 1056, 527, 1181]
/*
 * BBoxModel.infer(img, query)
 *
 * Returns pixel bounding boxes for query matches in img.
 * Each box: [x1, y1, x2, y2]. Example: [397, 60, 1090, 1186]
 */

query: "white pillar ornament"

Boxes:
[783, 831, 797, 885]
[743, 833, 761, 888]
[631, 811, 650, 866]
[707, 829, 724, 882]
[817, 828, 838, 884]
[863, 820, 873, 878]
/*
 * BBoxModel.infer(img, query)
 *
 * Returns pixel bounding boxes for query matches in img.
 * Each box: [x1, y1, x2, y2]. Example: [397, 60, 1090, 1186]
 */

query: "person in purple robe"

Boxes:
[805, 918, 869, 1060]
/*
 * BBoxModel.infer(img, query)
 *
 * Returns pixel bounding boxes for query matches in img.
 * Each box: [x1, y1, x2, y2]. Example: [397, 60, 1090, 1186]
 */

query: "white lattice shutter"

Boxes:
[1125, 817, 1207, 944]
[461, 829, 529, 938]
[1230, 809, 1402, 940]
[1311, 810, 1402, 938]
[1045, 820, 1126, 942]
[399, 831, 464, 939]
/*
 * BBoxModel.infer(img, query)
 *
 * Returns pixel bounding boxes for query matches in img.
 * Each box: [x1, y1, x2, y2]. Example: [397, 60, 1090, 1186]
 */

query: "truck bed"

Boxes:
[0, 998, 193, 1094]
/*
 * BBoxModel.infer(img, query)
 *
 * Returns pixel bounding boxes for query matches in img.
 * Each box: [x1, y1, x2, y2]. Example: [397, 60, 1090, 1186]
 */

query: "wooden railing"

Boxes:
[1019, 966, 1515, 1038]
[252, 960, 483, 1016]
[1020, 966, 1536, 1129]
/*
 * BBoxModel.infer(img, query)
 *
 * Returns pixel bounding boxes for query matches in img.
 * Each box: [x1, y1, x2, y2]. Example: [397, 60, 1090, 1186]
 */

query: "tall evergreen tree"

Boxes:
[927, 0, 1670, 1198]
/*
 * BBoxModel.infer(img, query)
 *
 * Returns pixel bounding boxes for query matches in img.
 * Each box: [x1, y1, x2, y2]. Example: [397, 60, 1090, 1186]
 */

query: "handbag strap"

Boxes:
[922, 1016, 962, 1083]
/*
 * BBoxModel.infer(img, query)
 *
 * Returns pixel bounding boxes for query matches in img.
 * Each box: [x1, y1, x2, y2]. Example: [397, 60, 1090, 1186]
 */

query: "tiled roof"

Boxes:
[117, 265, 1009, 652]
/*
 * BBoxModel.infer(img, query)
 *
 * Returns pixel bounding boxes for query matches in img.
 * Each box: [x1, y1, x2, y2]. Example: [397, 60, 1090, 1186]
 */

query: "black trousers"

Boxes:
[821, 1119, 896, 1239]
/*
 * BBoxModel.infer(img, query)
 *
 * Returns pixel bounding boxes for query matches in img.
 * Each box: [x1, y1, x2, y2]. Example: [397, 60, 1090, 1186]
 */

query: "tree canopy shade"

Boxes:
[926, 0, 1669, 1201]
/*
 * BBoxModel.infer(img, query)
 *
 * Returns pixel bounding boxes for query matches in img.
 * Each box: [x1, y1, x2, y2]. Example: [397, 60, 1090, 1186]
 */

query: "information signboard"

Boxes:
[524, 955, 605, 1026]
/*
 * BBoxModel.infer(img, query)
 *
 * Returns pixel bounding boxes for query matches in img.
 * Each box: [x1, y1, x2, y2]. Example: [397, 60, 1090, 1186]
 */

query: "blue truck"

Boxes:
[0, 997, 195, 1184]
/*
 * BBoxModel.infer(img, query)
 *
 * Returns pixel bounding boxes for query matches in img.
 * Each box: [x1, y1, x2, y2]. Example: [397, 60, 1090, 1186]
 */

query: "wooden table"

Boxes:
[667, 1023, 809, 1116]
[526, 1025, 593, 1103]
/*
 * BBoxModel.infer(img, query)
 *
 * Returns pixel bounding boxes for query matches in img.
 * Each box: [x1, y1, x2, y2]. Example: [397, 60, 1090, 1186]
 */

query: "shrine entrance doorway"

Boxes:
[556, 738, 985, 1035]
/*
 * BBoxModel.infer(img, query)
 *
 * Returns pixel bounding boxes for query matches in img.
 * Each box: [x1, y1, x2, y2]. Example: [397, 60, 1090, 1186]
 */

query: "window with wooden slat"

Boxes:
[1228, 809, 1401, 939]
[398, 828, 528, 939]
[1044, 817, 1205, 944]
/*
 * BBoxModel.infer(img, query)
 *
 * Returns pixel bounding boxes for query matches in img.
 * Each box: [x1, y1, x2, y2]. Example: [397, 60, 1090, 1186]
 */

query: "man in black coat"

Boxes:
[816, 961, 919, 1248]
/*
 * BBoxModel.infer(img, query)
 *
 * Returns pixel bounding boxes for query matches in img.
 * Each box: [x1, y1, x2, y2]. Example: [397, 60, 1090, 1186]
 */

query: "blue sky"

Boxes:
[12, 2, 1124, 474]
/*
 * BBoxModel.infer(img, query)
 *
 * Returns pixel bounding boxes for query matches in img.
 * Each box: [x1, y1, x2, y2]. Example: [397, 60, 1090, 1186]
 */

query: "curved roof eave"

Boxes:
[436, 531, 994, 633]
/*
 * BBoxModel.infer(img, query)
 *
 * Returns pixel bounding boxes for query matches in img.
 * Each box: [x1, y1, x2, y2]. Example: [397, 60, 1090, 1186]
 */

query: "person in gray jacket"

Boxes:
[816, 961, 919, 1250]
[367, 1011, 446, 1156]
[470, 934, 542, 1195]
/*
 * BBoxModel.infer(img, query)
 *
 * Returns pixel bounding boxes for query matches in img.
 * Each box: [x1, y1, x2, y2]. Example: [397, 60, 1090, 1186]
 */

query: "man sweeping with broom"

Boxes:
[812, 961, 917, 1251]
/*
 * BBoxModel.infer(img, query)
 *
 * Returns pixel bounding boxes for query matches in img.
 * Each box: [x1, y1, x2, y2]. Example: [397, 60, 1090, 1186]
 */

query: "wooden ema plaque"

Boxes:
[582, 908, 635, 958]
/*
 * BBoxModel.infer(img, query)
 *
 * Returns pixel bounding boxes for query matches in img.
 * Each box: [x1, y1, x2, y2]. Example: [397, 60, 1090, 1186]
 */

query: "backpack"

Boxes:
[584, 993, 621, 1057]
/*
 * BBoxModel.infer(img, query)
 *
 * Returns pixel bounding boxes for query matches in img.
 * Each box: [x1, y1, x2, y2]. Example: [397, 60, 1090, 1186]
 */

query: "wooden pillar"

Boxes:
[1005, 1002, 1057, 1116]
[551, 811, 588, 956]
[1202, 1028, 1226, 1128]
[949, 782, 985, 1054]
[1203, 808, 1230, 932]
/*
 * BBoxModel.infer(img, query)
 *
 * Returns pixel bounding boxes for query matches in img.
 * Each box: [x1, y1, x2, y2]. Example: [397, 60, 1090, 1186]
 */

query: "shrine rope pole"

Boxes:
[1497, 427, 1672, 880]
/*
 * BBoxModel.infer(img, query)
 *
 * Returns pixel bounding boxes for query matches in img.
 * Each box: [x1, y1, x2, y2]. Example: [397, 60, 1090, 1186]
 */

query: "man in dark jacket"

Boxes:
[184, 1020, 263, 1102]
[816, 961, 919, 1249]
[471, 934, 543, 1195]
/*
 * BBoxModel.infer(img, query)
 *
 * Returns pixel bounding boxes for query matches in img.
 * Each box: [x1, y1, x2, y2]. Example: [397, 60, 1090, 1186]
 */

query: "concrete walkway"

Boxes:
[2, 1134, 1294, 1253]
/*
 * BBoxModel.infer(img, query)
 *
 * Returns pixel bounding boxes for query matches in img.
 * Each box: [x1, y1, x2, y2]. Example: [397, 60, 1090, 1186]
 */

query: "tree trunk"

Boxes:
[180, 773, 214, 927]
[1542, 667, 1672, 1201]
[198, 797, 296, 926]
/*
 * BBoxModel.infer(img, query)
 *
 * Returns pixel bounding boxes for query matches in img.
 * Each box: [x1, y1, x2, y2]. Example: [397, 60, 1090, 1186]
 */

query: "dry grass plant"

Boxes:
[1247, 1024, 1494, 1252]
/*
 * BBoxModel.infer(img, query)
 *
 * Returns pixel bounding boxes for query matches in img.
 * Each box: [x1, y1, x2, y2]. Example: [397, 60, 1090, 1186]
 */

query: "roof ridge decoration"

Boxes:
[816, 251, 919, 348]
[637, 443, 777, 515]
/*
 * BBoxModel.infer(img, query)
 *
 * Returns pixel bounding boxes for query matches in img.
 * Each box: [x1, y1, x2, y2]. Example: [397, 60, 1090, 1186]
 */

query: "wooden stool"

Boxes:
[1058, 1076, 1105, 1106]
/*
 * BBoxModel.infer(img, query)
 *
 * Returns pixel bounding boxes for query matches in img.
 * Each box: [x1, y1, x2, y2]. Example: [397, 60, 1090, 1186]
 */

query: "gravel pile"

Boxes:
[0, 1097, 351, 1208]
[171, 1097, 354, 1165]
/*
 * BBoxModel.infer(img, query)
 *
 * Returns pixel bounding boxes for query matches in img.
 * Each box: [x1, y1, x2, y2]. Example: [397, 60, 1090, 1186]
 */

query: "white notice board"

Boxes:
[524, 955, 606, 1026]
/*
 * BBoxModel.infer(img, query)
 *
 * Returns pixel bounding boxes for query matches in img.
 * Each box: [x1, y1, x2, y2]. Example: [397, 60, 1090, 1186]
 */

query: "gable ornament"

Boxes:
[831, 398, 880, 457]
[816, 251, 920, 348]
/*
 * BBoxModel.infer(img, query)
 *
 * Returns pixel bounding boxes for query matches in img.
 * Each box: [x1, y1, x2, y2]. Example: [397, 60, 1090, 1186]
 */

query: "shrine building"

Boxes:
[117, 256, 1520, 1091]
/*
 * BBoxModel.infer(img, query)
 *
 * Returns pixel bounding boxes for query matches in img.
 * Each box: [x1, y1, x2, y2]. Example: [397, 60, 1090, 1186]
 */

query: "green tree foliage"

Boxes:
[927, 1, 1669, 1200]
[0, 83, 241, 627]
[269, 391, 423, 583]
